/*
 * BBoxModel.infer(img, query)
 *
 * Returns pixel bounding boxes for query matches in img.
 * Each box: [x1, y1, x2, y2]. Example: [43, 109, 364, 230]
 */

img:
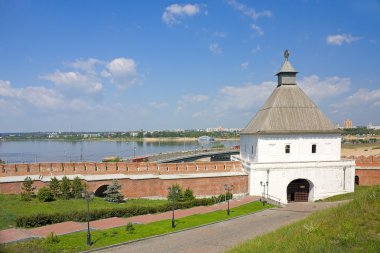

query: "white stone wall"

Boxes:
[240, 134, 341, 163]
[241, 159, 355, 204]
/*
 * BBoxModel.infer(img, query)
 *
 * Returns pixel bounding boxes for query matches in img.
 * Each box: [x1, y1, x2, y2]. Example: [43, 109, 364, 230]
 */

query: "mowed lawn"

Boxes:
[0, 201, 271, 253]
[227, 186, 380, 253]
[0, 194, 167, 229]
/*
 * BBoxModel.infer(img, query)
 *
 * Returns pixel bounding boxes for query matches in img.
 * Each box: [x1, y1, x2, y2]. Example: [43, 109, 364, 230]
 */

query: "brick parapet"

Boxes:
[0, 161, 242, 177]
[341, 155, 380, 167]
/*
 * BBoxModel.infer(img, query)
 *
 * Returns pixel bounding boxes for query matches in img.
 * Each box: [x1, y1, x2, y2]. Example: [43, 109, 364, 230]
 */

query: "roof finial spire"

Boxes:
[284, 49, 290, 61]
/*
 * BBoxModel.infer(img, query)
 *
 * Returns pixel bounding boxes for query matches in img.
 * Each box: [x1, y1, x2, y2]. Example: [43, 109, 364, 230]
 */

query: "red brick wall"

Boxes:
[355, 169, 380, 186]
[0, 161, 242, 177]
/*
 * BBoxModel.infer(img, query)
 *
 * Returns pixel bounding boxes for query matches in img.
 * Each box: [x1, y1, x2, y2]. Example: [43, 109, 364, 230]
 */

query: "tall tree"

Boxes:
[71, 176, 84, 199]
[104, 180, 124, 203]
[60, 176, 72, 199]
[21, 176, 36, 201]
[49, 177, 60, 198]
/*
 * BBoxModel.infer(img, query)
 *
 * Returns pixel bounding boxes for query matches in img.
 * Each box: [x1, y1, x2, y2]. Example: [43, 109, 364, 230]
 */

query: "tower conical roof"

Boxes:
[241, 50, 339, 135]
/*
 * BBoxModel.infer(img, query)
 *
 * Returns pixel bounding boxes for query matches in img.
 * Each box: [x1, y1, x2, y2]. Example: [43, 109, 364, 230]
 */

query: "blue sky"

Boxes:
[0, 0, 379, 132]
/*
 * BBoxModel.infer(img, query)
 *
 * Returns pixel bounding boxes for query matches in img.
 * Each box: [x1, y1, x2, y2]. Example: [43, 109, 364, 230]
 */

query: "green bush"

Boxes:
[183, 188, 195, 201]
[104, 180, 124, 203]
[37, 187, 55, 202]
[15, 195, 229, 228]
[126, 222, 135, 234]
[20, 177, 36, 201]
[60, 176, 72, 200]
[49, 177, 60, 198]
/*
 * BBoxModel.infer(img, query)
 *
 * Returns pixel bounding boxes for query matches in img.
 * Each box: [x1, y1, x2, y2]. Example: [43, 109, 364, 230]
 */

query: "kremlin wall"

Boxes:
[0, 156, 379, 198]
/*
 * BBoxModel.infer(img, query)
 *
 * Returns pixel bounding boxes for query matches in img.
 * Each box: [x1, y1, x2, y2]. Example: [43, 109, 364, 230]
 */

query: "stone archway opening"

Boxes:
[95, 185, 109, 197]
[287, 179, 310, 202]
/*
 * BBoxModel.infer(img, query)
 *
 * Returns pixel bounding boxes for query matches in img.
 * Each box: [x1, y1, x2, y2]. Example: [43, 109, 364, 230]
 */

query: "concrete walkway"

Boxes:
[91, 201, 348, 253]
[0, 196, 259, 244]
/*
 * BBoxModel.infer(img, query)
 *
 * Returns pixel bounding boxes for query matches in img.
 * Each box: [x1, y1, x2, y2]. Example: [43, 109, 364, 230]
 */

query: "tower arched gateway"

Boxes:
[287, 179, 312, 202]
[233, 50, 355, 204]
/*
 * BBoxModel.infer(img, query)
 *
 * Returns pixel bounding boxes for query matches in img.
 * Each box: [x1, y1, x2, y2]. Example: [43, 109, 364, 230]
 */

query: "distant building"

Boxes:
[367, 123, 380, 130]
[232, 50, 355, 204]
[344, 119, 353, 129]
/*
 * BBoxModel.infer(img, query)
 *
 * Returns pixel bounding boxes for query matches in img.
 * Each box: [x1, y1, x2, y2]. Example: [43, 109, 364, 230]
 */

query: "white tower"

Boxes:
[233, 50, 355, 203]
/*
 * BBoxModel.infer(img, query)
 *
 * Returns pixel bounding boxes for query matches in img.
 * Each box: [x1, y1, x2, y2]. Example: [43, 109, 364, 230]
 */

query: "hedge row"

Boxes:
[15, 193, 232, 228]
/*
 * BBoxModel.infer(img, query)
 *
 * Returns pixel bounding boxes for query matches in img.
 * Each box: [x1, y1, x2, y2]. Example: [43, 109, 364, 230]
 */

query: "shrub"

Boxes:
[37, 187, 55, 202]
[183, 188, 195, 202]
[126, 222, 135, 234]
[15, 195, 229, 228]
[60, 176, 72, 200]
[104, 180, 124, 203]
[45, 232, 59, 244]
[21, 176, 36, 201]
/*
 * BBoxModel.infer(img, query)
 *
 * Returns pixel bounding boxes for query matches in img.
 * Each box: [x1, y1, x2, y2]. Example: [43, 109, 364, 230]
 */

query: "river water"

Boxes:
[0, 140, 239, 163]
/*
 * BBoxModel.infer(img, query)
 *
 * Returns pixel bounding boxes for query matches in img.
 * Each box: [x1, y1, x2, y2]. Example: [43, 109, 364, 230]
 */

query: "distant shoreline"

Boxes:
[0, 137, 240, 142]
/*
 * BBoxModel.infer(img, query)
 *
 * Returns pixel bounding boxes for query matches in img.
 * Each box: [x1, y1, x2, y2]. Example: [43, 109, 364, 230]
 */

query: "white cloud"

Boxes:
[103, 58, 139, 89]
[40, 71, 102, 94]
[181, 94, 209, 104]
[326, 34, 361, 46]
[227, 0, 272, 20]
[150, 102, 169, 109]
[298, 75, 351, 101]
[251, 45, 261, 54]
[65, 58, 103, 73]
[240, 61, 249, 70]
[162, 4, 201, 25]
[0, 80, 63, 109]
[215, 81, 275, 112]
[333, 88, 380, 108]
[250, 24, 264, 36]
[209, 43, 222, 55]
[212, 32, 227, 38]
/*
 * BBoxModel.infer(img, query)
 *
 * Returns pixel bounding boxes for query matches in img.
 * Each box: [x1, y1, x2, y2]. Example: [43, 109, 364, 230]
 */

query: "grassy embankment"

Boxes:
[0, 195, 167, 230]
[227, 186, 380, 253]
[0, 201, 271, 253]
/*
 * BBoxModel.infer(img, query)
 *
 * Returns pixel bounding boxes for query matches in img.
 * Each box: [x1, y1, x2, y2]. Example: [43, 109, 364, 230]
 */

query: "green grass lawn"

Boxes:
[318, 185, 366, 202]
[0, 201, 271, 253]
[0, 194, 167, 229]
[227, 186, 380, 253]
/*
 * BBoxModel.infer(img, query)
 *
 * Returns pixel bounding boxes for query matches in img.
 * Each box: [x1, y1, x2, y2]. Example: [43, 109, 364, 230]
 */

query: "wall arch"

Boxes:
[286, 178, 314, 202]
[95, 185, 109, 197]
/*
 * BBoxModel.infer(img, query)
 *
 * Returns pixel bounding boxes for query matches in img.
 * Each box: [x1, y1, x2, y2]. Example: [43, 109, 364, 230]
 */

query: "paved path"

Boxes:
[0, 196, 259, 244]
[92, 201, 348, 253]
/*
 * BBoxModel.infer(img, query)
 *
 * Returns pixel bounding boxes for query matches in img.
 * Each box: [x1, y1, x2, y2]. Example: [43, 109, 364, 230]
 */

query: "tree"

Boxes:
[37, 187, 55, 202]
[21, 176, 36, 201]
[104, 180, 124, 203]
[71, 176, 84, 199]
[49, 177, 60, 198]
[167, 184, 183, 202]
[60, 176, 72, 199]
[183, 188, 195, 201]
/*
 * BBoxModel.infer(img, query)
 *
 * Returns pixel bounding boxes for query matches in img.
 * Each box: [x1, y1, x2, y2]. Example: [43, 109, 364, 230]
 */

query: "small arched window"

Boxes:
[285, 144, 290, 154]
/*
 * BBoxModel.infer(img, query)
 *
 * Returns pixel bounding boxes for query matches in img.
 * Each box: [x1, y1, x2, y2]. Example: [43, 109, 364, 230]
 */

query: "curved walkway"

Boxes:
[90, 201, 348, 253]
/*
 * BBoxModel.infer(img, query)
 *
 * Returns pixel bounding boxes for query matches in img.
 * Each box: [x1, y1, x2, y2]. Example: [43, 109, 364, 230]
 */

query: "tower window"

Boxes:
[285, 144, 290, 154]
[251, 145, 254, 154]
[312, 144, 317, 153]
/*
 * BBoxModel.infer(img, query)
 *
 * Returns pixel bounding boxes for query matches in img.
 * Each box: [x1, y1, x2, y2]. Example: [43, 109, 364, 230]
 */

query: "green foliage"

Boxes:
[2, 202, 270, 253]
[37, 187, 55, 202]
[21, 177, 36, 201]
[167, 184, 184, 202]
[183, 188, 195, 202]
[126, 222, 135, 234]
[49, 177, 60, 198]
[15, 195, 233, 228]
[45, 232, 60, 244]
[59, 176, 72, 200]
[0, 159, 5, 164]
[211, 141, 225, 149]
[227, 186, 380, 253]
[71, 176, 84, 199]
[104, 180, 124, 203]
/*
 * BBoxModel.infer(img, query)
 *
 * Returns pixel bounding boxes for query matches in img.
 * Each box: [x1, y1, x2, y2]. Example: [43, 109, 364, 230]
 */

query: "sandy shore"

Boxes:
[341, 143, 380, 156]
